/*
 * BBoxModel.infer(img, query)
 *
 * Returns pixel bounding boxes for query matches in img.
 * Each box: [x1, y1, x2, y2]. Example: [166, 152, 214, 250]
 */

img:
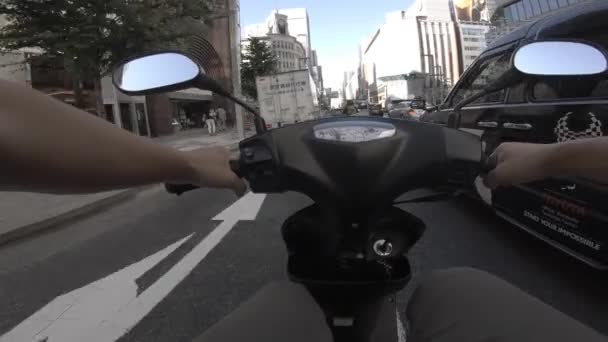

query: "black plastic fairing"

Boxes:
[239, 117, 483, 210]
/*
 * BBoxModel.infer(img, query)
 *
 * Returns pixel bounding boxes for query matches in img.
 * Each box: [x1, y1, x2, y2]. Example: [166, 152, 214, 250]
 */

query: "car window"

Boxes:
[449, 49, 513, 107]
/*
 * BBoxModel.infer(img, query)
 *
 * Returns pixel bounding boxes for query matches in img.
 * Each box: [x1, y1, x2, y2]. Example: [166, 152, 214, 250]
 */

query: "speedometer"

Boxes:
[313, 121, 396, 142]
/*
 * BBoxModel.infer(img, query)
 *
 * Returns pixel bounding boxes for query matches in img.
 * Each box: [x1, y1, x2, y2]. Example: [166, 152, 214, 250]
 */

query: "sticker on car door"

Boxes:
[554, 112, 603, 142]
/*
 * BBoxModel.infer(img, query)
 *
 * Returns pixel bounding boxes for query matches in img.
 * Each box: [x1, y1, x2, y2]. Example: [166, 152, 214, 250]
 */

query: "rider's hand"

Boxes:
[483, 142, 555, 189]
[181, 147, 247, 196]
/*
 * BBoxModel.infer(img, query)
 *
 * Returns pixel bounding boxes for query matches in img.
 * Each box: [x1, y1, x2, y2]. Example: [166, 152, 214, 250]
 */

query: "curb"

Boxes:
[0, 187, 142, 246]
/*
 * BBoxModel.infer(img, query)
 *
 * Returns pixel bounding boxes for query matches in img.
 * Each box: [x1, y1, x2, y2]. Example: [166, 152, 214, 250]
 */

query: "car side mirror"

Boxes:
[514, 41, 608, 76]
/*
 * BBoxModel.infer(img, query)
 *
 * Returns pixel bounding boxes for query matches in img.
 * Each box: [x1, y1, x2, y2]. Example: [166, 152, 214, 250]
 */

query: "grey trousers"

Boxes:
[407, 267, 606, 342]
[193, 268, 606, 342]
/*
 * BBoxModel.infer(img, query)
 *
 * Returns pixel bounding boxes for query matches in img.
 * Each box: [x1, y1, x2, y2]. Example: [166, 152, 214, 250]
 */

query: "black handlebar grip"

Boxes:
[481, 153, 498, 175]
[165, 159, 244, 196]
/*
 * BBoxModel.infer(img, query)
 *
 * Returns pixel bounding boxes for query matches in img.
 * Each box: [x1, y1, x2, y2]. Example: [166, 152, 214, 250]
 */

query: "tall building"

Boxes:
[241, 12, 307, 73]
[243, 8, 323, 93]
[450, 0, 492, 70]
[486, 0, 590, 44]
[277, 8, 313, 69]
[361, 0, 461, 105]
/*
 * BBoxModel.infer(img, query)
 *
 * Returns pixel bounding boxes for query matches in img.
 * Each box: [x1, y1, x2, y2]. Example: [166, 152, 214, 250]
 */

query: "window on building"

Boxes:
[464, 37, 481, 42]
[557, 0, 569, 7]
[449, 49, 514, 107]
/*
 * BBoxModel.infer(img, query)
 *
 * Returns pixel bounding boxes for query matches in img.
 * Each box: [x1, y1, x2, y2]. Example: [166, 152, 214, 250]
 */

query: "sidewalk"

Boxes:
[0, 128, 247, 245]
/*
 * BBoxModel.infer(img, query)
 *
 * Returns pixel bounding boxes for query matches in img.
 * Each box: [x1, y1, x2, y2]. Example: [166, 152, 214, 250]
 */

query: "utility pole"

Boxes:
[227, 0, 245, 139]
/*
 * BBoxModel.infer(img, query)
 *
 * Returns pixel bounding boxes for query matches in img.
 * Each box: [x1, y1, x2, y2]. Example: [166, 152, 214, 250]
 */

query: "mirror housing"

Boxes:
[514, 41, 608, 76]
[113, 52, 201, 95]
[113, 51, 267, 133]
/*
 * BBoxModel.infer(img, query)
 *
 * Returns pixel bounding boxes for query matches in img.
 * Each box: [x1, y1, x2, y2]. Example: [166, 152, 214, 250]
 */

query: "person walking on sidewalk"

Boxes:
[217, 107, 227, 131]
[206, 108, 217, 135]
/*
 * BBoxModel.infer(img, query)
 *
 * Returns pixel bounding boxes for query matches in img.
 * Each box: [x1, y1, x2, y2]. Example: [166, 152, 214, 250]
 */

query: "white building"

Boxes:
[242, 13, 307, 73]
[276, 8, 313, 69]
[361, 0, 461, 106]
[459, 23, 491, 70]
[244, 8, 314, 69]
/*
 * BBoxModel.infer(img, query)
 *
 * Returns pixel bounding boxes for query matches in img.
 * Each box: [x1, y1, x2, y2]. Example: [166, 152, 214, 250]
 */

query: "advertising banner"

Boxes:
[453, 0, 490, 22]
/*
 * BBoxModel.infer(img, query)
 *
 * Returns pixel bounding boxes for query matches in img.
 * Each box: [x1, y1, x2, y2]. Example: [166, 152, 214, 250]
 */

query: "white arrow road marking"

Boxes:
[1, 192, 267, 342]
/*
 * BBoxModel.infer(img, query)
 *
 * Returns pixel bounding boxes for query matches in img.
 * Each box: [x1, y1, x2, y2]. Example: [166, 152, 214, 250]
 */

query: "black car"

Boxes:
[421, 1, 608, 268]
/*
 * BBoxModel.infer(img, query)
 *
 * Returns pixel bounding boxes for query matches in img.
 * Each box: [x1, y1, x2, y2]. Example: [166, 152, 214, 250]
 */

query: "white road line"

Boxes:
[1, 192, 267, 342]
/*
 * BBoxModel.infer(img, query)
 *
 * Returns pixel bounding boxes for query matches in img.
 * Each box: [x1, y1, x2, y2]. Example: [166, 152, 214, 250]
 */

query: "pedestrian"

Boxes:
[206, 108, 217, 135]
[217, 106, 227, 131]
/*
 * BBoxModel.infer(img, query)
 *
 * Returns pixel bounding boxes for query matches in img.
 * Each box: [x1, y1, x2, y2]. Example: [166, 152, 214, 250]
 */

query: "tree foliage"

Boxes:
[0, 0, 212, 113]
[241, 37, 277, 100]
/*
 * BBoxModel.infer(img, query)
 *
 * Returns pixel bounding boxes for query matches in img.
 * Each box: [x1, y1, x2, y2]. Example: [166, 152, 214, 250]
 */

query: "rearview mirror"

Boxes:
[113, 52, 201, 94]
[514, 41, 608, 76]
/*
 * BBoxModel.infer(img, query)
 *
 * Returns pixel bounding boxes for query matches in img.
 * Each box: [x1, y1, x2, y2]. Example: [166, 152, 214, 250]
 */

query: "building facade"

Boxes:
[243, 8, 324, 91]
[242, 13, 307, 73]
[459, 23, 491, 70]
[276, 8, 313, 69]
[486, 0, 591, 44]
[269, 34, 307, 71]
[361, 0, 461, 106]
[0, 0, 242, 138]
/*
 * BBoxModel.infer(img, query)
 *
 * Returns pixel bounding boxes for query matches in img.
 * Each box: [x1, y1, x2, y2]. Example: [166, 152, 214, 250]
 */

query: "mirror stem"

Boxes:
[226, 93, 267, 134]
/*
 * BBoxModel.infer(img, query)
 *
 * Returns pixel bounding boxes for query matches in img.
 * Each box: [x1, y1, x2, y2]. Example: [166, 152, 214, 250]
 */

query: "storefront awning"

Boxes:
[168, 88, 213, 101]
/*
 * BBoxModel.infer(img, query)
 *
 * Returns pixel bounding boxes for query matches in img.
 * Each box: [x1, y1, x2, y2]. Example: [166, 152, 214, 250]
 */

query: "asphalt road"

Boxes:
[1, 185, 608, 341]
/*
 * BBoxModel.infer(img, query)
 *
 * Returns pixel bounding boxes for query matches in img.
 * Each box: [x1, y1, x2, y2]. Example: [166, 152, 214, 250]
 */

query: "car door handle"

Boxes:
[503, 122, 533, 130]
[477, 121, 498, 128]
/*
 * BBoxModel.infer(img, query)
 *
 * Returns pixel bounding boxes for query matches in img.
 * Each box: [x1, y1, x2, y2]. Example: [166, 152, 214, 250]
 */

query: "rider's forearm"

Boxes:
[0, 79, 195, 193]
[545, 137, 608, 184]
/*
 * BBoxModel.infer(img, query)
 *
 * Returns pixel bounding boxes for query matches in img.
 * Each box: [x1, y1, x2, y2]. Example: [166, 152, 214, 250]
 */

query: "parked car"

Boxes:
[420, 0, 608, 268]
[356, 100, 367, 110]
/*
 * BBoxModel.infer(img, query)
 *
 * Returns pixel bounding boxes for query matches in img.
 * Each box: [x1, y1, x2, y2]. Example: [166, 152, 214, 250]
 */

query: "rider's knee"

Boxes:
[407, 267, 497, 318]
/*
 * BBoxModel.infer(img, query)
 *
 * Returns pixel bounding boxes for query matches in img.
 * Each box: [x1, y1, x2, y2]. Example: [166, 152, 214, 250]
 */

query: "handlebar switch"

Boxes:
[240, 139, 282, 193]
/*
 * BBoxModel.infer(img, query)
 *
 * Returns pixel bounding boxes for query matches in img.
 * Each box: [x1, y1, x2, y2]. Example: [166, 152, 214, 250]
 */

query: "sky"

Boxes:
[240, 0, 415, 89]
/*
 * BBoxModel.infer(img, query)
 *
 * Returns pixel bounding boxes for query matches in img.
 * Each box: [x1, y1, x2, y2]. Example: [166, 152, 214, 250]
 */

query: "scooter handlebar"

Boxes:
[165, 159, 244, 195]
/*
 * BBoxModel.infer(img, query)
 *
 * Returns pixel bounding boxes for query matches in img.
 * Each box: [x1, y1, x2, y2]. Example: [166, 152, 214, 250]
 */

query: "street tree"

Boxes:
[241, 37, 277, 100]
[0, 0, 211, 117]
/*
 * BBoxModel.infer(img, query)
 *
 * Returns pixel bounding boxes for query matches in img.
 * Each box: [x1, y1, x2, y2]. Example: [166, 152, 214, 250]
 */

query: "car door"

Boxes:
[427, 44, 517, 130]
[492, 30, 608, 268]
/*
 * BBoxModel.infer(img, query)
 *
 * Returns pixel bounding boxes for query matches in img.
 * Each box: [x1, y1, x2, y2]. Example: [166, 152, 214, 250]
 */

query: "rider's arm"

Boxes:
[484, 137, 608, 189]
[0, 79, 245, 194]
